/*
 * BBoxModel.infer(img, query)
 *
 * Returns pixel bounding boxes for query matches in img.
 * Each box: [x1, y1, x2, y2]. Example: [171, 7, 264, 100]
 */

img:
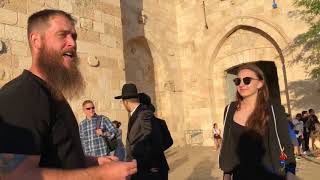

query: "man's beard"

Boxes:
[38, 45, 85, 100]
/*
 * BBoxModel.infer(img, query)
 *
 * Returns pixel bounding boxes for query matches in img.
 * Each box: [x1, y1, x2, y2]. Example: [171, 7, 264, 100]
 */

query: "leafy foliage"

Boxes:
[288, 0, 320, 79]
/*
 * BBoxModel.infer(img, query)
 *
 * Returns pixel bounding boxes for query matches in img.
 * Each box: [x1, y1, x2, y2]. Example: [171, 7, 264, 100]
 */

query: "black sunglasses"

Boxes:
[233, 77, 259, 86]
[85, 107, 95, 110]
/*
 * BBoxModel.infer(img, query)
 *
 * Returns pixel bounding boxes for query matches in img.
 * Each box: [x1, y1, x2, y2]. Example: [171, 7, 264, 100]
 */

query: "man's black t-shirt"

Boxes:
[0, 70, 86, 169]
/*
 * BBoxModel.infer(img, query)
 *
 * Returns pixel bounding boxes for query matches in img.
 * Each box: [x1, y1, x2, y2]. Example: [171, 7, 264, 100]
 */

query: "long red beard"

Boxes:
[38, 45, 85, 100]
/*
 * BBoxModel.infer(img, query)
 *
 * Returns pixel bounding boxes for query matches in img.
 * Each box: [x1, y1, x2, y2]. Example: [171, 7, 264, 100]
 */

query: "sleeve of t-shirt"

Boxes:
[0, 82, 47, 154]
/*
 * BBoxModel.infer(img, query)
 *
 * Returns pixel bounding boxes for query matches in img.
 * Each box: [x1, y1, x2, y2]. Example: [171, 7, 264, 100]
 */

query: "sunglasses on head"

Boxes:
[85, 107, 95, 110]
[233, 77, 259, 86]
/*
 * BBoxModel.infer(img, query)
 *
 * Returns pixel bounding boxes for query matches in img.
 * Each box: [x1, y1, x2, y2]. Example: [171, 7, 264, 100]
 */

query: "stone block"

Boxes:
[11, 41, 28, 56]
[0, 24, 4, 37]
[107, 47, 122, 59]
[17, 13, 28, 28]
[114, 17, 121, 28]
[94, 10, 102, 22]
[27, 1, 45, 15]
[0, 53, 12, 67]
[93, 21, 104, 33]
[100, 34, 117, 48]
[94, 1, 121, 17]
[77, 41, 108, 57]
[0, 8, 18, 25]
[18, 56, 32, 69]
[80, 18, 93, 30]
[59, 0, 73, 13]
[2, 0, 28, 13]
[101, 13, 114, 26]
[4, 25, 26, 42]
[76, 28, 100, 43]
[31, 0, 45, 5]
[100, 0, 120, 7]
[45, 0, 59, 8]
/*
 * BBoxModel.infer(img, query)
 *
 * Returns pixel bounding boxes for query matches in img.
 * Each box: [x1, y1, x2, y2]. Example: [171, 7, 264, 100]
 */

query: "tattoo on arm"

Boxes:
[0, 154, 27, 173]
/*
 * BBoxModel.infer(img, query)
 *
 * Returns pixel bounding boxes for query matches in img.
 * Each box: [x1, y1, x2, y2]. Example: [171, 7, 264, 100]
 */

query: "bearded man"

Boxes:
[0, 9, 136, 180]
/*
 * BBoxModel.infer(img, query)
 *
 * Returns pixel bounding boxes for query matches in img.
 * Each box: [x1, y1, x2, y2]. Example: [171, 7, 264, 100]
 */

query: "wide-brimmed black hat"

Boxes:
[114, 83, 139, 99]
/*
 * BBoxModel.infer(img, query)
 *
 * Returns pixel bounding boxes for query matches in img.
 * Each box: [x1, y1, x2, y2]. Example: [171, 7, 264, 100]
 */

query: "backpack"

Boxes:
[306, 115, 317, 131]
[155, 117, 173, 151]
[96, 116, 118, 152]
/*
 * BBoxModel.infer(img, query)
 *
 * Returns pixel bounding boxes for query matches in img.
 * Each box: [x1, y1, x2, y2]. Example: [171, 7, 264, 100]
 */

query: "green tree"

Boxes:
[289, 0, 320, 79]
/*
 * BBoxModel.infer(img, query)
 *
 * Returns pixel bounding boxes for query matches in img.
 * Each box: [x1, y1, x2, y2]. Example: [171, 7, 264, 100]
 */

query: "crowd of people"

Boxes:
[0, 9, 173, 180]
[288, 109, 320, 159]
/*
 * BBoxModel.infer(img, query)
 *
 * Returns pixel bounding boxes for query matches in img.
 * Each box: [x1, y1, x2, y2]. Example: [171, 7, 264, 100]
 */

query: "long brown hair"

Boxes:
[236, 63, 270, 135]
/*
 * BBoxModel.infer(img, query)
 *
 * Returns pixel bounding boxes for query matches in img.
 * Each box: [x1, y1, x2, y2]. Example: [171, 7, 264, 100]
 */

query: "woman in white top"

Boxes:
[213, 123, 222, 150]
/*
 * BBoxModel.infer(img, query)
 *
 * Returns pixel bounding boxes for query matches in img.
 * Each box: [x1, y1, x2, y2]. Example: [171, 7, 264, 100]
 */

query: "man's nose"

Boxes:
[67, 35, 76, 48]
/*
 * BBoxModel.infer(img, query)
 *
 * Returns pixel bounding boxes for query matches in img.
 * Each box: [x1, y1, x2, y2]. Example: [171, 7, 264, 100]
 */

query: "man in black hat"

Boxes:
[115, 83, 162, 180]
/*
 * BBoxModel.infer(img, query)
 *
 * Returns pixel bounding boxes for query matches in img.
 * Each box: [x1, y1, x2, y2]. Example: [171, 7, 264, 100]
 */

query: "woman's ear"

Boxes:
[257, 80, 264, 89]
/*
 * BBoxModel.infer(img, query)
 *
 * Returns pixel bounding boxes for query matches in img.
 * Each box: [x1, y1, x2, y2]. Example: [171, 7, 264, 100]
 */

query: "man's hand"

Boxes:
[97, 156, 119, 165]
[96, 129, 103, 136]
[99, 160, 137, 180]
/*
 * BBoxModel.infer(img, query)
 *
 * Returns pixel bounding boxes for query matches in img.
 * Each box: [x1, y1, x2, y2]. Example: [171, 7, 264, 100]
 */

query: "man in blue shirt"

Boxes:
[79, 100, 118, 157]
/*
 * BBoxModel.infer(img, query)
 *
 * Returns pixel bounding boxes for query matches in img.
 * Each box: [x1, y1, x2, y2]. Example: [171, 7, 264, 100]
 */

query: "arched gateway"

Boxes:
[202, 17, 292, 145]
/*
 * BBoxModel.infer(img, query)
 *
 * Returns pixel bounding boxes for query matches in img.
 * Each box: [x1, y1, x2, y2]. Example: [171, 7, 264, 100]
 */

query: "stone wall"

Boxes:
[121, 0, 186, 146]
[0, 0, 127, 131]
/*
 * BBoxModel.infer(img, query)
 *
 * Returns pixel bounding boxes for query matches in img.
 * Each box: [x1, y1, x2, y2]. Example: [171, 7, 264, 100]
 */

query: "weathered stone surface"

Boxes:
[0, 24, 4, 38]
[76, 28, 100, 43]
[17, 13, 28, 28]
[11, 41, 28, 56]
[2, 0, 28, 13]
[0, 8, 18, 25]
[59, 0, 72, 13]
[101, 13, 115, 26]
[45, 0, 59, 8]
[93, 21, 105, 33]
[100, 34, 117, 48]
[18, 56, 32, 69]
[80, 18, 93, 30]
[4, 25, 26, 42]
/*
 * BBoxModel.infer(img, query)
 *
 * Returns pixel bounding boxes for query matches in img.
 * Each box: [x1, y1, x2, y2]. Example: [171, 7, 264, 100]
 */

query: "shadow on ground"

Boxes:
[169, 154, 189, 172]
[187, 159, 219, 180]
[287, 79, 320, 111]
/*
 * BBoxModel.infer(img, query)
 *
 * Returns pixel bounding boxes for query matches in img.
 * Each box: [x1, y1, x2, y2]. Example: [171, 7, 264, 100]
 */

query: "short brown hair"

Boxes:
[82, 100, 94, 107]
[27, 9, 76, 44]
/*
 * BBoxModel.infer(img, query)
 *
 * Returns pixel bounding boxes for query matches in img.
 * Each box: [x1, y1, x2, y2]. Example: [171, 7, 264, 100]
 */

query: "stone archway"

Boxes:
[204, 17, 291, 127]
[124, 37, 156, 101]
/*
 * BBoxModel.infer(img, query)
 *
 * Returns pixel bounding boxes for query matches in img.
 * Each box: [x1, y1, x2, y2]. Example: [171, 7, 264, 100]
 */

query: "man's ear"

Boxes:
[29, 32, 42, 50]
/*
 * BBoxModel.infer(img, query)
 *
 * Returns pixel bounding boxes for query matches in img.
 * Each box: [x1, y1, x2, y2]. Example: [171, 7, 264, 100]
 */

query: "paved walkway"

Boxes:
[167, 146, 320, 180]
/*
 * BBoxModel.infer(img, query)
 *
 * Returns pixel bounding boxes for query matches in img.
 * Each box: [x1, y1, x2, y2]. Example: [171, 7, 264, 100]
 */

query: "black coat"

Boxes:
[126, 104, 168, 179]
[219, 101, 295, 177]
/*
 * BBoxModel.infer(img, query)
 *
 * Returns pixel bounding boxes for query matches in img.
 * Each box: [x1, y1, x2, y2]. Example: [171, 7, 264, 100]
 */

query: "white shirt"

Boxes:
[130, 104, 140, 116]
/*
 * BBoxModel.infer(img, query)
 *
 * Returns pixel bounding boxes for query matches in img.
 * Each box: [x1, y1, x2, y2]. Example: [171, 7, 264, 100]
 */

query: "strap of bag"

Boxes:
[223, 104, 231, 127]
[271, 105, 284, 152]
[96, 116, 102, 130]
[218, 104, 231, 165]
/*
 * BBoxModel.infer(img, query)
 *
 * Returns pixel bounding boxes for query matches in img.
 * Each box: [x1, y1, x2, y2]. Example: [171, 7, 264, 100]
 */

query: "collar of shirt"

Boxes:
[130, 104, 140, 116]
[85, 113, 98, 121]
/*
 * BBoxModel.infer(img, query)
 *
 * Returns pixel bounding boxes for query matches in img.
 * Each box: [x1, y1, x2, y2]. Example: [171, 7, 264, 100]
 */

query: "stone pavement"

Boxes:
[167, 146, 320, 180]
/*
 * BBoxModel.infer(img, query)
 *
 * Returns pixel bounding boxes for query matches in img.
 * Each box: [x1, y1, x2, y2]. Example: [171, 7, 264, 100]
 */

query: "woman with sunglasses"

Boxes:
[219, 63, 296, 180]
